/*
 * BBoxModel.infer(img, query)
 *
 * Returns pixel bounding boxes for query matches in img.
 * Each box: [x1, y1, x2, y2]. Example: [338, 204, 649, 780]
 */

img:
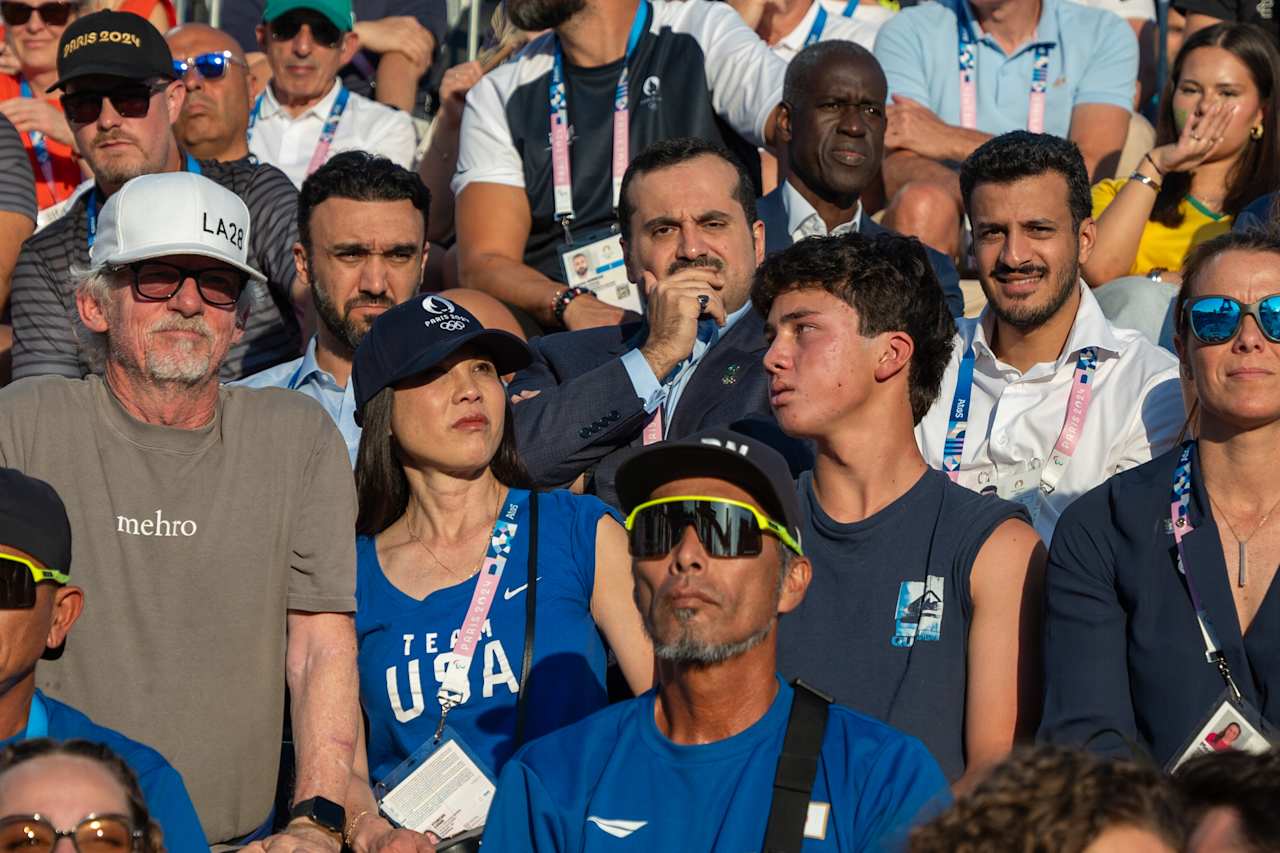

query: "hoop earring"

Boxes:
[1251, 124, 1264, 140]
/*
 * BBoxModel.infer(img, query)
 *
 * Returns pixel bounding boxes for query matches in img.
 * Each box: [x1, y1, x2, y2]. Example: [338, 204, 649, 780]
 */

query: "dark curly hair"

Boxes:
[960, 132, 1093, 230]
[297, 150, 431, 252]
[907, 746, 1185, 853]
[1176, 748, 1280, 851]
[751, 231, 956, 424]
[0, 739, 165, 853]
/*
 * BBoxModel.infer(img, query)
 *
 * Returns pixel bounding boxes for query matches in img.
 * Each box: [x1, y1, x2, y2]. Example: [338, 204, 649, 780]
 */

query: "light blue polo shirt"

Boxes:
[873, 0, 1136, 140]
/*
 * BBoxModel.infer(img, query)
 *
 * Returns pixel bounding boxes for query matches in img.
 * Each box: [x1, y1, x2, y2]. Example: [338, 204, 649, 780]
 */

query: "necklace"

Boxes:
[1207, 490, 1280, 587]
[404, 498, 500, 581]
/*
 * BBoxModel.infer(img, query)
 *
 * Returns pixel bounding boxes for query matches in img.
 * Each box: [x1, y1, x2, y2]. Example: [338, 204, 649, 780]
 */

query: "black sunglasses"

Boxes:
[61, 83, 161, 125]
[268, 11, 343, 48]
[0, 1, 75, 26]
[0, 553, 69, 610]
[173, 50, 249, 80]
[123, 262, 248, 309]
[0, 814, 141, 853]
[625, 497, 803, 559]
[1185, 294, 1280, 345]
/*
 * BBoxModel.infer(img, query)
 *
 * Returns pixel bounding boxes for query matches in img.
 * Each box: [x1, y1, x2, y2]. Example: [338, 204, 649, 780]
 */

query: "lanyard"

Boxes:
[18, 79, 57, 198]
[941, 345, 1098, 489]
[550, 1, 649, 243]
[249, 85, 350, 178]
[434, 491, 530, 742]
[1171, 441, 1244, 703]
[805, 5, 828, 46]
[86, 154, 202, 248]
[957, 24, 1051, 132]
[842, 0, 858, 15]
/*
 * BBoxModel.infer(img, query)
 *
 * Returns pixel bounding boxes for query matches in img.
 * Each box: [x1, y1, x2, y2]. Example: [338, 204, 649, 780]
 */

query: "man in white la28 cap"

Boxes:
[0, 170, 361, 850]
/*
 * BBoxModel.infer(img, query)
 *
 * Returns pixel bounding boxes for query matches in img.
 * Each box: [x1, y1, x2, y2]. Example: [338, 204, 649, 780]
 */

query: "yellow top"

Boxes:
[1091, 178, 1233, 276]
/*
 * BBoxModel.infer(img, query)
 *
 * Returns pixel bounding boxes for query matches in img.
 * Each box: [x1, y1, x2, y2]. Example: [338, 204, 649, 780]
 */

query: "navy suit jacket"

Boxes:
[509, 309, 807, 508]
[1039, 442, 1280, 766]
[756, 185, 966, 319]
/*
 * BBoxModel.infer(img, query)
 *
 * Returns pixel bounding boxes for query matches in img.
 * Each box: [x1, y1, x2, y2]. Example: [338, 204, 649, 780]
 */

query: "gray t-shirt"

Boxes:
[0, 375, 356, 844]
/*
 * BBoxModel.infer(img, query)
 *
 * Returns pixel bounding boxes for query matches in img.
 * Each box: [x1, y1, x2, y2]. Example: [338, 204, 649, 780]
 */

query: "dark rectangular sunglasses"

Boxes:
[61, 83, 159, 125]
[173, 50, 248, 80]
[0, 552, 69, 610]
[1185, 294, 1280, 345]
[268, 11, 343, 48]
[624, 496, 802, 559]
[0, 1, 75, 26]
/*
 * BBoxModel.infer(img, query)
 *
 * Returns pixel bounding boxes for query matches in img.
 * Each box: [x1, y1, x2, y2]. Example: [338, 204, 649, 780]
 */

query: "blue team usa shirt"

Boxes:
[357, 489, 619, 783]
[482, 678, 950, 851]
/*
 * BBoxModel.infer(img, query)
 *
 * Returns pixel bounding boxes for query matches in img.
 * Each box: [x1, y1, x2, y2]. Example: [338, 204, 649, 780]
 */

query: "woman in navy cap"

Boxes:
[342, 294, 652, 850]
[1041, 230, 1280, 768]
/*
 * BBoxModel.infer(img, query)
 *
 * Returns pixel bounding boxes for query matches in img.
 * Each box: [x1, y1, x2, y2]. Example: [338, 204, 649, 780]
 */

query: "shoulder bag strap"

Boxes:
[762, 679, 833, 853]
[513, 491, 539, 748]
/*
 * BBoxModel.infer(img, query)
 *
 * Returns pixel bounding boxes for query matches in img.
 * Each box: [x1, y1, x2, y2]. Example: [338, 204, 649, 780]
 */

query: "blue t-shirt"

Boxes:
[357, 488, 619, 783]
[4, 691, 208, 852]
[482, 677, 950, 851]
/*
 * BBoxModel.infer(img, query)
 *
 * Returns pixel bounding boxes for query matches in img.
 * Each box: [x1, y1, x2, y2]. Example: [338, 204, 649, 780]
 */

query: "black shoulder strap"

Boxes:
[513, 491, 539, 749]
[762, 680, 832, 853]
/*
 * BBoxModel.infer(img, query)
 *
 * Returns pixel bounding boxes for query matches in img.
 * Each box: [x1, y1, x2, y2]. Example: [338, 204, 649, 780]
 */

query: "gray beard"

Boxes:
[652, 618, 775, 666]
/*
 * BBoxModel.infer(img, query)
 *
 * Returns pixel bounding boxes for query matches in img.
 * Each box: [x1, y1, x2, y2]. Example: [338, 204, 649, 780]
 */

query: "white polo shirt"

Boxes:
[771, 0, 878, 61]
[247, 80, 417, 188]
[915, 282, 1184, 543]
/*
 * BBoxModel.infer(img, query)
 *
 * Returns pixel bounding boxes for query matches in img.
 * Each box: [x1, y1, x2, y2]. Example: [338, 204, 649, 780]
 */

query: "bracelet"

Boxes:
[1129, 170, 1162, 193]
[343, 810, 370, 848]
[553, 286, 591, 325]
[1142, 152, 1165, 177]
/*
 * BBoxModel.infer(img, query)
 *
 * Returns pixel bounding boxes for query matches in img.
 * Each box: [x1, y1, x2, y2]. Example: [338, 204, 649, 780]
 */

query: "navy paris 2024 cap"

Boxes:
[352, 294, 533, 425]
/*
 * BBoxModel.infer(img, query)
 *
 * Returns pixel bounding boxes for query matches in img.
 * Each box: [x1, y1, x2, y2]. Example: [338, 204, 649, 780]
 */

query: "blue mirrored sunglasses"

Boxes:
[1186, 294, 1280, 345]
[172, 50, 247, 80]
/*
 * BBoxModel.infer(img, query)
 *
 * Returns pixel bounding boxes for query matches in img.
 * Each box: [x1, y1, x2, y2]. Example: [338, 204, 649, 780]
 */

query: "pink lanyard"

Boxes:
[957, 26, 1051, 133]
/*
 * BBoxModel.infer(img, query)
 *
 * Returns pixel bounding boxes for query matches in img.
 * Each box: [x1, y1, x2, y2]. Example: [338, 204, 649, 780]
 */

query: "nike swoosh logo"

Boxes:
[587, 817, 648, 838]
[503, 577, 542, 600]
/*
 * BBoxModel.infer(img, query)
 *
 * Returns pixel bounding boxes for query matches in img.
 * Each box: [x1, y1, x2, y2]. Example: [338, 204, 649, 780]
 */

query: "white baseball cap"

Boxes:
[90, 172, 266, 283]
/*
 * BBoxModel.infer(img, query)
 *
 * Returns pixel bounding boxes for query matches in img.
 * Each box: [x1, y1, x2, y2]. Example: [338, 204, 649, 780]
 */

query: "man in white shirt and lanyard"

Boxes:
[249, 0, 415, 189]
[915, 132, 1183, 542]
[728, 0, 876, 60]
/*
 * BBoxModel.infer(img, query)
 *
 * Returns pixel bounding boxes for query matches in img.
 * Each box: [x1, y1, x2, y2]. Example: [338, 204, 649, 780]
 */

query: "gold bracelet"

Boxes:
[1129, 170, 1162, 193]
[344, 810, 371, 849]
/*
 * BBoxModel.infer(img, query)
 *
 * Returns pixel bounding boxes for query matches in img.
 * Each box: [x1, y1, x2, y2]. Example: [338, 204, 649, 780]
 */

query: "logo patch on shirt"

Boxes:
[587, 817, 648, 838]
[891, 575, 945, 647]
[804, 802, 830, 839]
[638, 75, 662, 111]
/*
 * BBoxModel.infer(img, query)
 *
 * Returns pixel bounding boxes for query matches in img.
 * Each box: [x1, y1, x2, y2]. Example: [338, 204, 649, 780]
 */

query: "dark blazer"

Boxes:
[756, 185, 966, 319]
[1039, 442, 1280, 766]
[509, 310, 807, 508]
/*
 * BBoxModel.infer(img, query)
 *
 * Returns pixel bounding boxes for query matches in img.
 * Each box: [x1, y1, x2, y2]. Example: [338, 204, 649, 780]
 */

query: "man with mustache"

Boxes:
[508, 137, 807, 509]
[481, 427, 949, 851]
[8, 10, 307, 384]
[237, 151, 428, 466]
[0, 171, 360, 850]
[166, 23, 253, 163]
[756, 40, 965, 319]
[915, 132, 1183, 542]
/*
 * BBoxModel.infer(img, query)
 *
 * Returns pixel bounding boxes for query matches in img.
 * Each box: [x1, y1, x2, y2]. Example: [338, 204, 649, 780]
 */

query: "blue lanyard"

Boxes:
[87, 154, 202, 248]
[249, 85, 350, 176]
[1170, 441, 1243, 702]
[941, 347, 976, 479]
[24, 692, 48, 740]
[842, 0, 857, 15]
[804, 5, 828, 46]
[18, 78, 57, 197]
[549, 1, 649, 234]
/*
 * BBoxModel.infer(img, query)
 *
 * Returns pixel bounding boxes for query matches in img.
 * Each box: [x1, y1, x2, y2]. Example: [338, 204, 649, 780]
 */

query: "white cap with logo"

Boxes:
[90, 172, 266, 283]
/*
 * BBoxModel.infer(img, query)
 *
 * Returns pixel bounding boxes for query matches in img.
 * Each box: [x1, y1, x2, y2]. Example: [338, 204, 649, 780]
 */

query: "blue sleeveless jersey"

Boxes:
[357, 488, 620, 782]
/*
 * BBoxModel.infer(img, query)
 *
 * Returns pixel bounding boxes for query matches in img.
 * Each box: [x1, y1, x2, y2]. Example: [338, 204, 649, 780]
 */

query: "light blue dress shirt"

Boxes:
[873, 0, 1136, 140]
[620, 300, 754, 437]
[233, 336, 361, 466]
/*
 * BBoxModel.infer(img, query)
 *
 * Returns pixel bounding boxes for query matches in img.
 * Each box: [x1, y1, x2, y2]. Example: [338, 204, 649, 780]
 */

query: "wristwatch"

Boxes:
[290, 796, 346, 840]
[1148, 268, 1167, 283]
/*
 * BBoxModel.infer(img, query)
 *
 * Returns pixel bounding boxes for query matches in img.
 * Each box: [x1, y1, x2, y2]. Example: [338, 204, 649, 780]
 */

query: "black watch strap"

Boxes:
[290, 796, 346, 836]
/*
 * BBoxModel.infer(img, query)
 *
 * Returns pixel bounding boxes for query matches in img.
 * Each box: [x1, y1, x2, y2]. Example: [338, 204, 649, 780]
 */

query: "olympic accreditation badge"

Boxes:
[560, 230, 643, 314]
[375, 726, 497, 837]
[1166, 688, 1276, 773]
[995, 467, 1042, 525]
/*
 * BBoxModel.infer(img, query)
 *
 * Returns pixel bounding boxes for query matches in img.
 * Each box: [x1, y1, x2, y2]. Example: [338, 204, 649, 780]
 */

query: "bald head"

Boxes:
[166, 23, 251, 162]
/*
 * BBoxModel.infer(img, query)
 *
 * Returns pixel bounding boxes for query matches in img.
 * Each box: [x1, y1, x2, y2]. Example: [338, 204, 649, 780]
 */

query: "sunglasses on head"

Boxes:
[61, 82, 162, 125]
[268, 11, 343, 48]
[0, 1, 75, 27]
[173, 50, 249, 80]
[625, 496, 803, 559]
[0, 552, 69, 610]
[0, 814, 140, 853]
[122, 261, 248, 309]
[1185, 294, 1280, 345]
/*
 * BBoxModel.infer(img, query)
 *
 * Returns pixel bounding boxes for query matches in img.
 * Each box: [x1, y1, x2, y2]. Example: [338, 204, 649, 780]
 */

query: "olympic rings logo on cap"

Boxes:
[439, 320, 467, 332]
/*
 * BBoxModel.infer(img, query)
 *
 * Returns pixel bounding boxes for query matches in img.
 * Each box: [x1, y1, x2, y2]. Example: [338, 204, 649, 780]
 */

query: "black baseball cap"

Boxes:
[352, 294, 533, 425]
[615, 427, 803, 551]
[49, 10, 177, 92]
[0, 468, 72, 577]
